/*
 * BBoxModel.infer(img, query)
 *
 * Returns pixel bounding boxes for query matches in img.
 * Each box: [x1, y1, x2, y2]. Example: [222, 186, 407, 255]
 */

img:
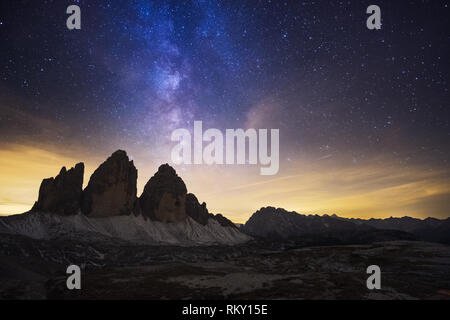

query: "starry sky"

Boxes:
[0, 0, 449, 222]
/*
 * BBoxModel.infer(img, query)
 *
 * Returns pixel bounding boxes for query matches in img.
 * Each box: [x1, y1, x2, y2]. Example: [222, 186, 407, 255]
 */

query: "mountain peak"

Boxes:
[110, 149, 129, 159]
[156, 163, 177, 175]
[81, 150, 137, 217]
[138, 163, 187, 222]
[29, 150, 238, 231]
[32, 162, 84, 215]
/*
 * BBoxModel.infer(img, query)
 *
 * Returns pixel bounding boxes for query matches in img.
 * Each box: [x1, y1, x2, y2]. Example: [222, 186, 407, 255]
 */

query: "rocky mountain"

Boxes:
[348, 216, 450, 244]
[137, 163, 187, 222]
[348, 216, 447, 232]
[185, 193, 237, 228]
[242, 207, 450, 244]
[242, 207, 370, 239]
[31, 163, 84, 216]
[81, 150, 137, 217]
[4, 150, 249, 246]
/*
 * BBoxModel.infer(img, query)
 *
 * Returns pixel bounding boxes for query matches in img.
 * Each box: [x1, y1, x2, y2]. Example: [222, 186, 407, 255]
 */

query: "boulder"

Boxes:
[81, 150, 137, 217]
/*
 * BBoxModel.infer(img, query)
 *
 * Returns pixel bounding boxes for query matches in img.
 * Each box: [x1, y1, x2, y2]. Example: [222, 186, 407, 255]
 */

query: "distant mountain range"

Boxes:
[242, 207, 450, 244]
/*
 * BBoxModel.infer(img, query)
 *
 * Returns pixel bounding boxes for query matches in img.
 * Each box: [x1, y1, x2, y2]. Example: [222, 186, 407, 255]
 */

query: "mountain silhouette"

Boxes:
[242, 206, 450, 244]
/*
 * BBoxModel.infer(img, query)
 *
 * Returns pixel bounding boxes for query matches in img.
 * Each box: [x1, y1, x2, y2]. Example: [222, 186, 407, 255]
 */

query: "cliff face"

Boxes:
[32, 163, 84, 216]
[81, 150, 137, 217]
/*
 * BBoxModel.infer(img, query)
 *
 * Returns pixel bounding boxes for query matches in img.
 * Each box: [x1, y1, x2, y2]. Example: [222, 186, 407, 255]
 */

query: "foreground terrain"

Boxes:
[1, 235, 449, 300]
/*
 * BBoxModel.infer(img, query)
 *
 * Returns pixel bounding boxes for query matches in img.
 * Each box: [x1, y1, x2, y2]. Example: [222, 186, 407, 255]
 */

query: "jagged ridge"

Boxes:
[242, 206, 450, 244]
[7, 150, 250, 246]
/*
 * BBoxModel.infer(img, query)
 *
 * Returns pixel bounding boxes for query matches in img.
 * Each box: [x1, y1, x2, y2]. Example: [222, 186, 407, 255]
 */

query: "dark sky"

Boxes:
[0, 0, 449, 220]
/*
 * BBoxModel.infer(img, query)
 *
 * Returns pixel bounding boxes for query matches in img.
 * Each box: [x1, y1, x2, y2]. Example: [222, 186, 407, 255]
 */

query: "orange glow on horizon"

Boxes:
[0, 144, 449, 223]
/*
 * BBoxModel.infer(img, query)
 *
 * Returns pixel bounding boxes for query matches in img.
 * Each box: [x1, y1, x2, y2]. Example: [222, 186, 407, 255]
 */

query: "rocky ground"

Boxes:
[1, 235, 449, 300]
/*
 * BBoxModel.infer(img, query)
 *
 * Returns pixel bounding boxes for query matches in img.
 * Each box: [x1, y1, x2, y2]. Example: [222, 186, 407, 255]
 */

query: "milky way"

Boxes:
[0, 0, 449, 221]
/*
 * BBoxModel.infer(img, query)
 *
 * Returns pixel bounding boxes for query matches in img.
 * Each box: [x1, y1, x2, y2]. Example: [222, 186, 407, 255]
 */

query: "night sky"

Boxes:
[0, 0, 449, 221]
